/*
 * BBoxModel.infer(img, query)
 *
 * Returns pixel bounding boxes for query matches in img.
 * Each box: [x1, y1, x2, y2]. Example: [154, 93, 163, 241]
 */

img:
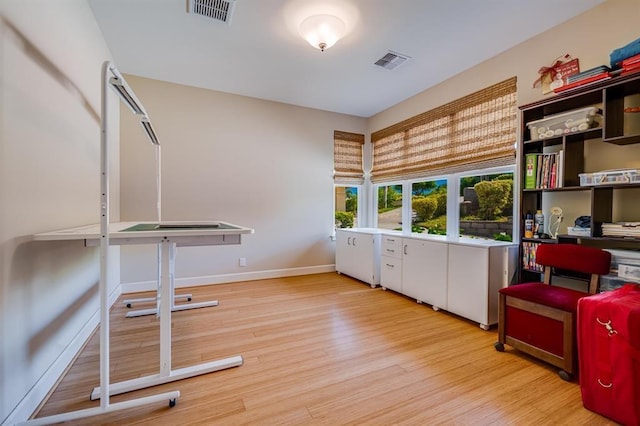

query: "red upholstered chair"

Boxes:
[494, 243, 611, 380]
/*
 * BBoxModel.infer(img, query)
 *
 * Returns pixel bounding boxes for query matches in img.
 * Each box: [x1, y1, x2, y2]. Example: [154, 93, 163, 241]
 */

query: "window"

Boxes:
[335, 186, 359, 228]
[370, 78, 517, 238]
[412, 178, 447, 234]
[334, 131, 364, 230]
[459, 171, 514, 241]
[377, 184, 403, 231]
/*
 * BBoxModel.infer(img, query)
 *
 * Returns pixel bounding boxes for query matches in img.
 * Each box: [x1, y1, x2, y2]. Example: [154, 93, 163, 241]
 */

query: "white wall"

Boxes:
[118, 75, 367, 289]
[0, 1, 119, 423]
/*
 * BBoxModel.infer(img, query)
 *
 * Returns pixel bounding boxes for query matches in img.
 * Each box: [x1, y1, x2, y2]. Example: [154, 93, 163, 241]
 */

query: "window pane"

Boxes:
[412, 179, 447, 234]
[459, 172, 513, 241]
[335, 186, 358, 228]
[377, 184, 403, 231]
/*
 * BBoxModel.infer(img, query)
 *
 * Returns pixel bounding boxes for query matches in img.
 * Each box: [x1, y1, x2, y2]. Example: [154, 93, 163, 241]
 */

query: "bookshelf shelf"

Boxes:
[518, 72, 640, 280]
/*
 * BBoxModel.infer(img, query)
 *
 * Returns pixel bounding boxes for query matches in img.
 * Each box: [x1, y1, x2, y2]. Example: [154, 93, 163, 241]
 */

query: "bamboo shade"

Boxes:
[334, 130, 365, 184]
[371, 77, 517, 182]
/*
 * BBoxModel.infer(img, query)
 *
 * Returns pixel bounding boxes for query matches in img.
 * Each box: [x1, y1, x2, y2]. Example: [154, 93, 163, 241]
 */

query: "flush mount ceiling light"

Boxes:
[299, 14, 346, 52]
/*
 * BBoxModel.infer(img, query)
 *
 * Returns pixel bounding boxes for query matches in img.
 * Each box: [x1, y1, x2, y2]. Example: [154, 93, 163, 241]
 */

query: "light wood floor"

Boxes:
[35, 273, 615, 425]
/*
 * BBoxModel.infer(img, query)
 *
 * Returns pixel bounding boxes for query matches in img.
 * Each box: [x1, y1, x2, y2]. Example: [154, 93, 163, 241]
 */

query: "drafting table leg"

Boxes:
[123, 244, 219, 318]
[122, 293, 192, 308]
[90, 240, 242, 400]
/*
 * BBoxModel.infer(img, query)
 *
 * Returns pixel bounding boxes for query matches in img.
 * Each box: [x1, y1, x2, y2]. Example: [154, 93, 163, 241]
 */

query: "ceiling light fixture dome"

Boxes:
[299, 14, 346, 52]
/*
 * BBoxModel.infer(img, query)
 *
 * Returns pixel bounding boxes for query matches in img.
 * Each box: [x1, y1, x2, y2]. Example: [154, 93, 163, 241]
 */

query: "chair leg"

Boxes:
[559, 370, 572, 381]
[495, 293, 507, 351]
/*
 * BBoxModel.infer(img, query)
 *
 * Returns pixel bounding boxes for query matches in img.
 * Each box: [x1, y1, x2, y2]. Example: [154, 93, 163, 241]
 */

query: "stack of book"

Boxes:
[621, 53, 640, 76]
[522, 241, 543, 271]
[602, 222, 640, 238]
[553, 65, 611, 93]
[524, 151, 563, 189]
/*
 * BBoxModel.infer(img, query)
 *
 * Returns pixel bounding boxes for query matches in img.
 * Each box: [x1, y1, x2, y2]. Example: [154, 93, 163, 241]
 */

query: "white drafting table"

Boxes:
[33, 220, 254, 399]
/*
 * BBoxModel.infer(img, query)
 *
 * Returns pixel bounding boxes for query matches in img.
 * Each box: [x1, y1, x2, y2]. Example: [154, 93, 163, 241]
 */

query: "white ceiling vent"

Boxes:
[374, 51, 411, 70]
[188, 0, 236, 25]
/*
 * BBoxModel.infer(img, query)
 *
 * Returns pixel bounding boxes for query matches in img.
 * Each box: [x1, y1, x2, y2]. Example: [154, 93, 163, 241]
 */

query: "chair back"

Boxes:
[536, 244, 611, 294]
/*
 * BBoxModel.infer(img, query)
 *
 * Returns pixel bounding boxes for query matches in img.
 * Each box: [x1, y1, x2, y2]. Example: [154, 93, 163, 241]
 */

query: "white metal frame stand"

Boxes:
[19, 61, 179, 425]
[90, 240, 243, 399]
[122, 261, 220, 318]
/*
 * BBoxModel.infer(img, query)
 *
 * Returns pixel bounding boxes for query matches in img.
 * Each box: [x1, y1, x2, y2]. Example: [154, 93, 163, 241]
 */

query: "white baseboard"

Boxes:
[121, 264, 337, 294]
[4, 286, 122, 425]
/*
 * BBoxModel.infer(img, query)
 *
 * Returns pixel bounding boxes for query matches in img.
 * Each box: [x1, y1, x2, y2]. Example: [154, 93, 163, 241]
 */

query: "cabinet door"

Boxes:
[335, 230, 377, 285]
[335, 230, 352, 275]
[402, 238, 447, 308]
[380, 255, 402, 292]
[447, 244, 489, 325]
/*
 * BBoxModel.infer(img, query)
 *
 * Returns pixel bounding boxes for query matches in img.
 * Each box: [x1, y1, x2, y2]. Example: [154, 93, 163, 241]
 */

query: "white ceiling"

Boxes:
[88, 0, 605, 118]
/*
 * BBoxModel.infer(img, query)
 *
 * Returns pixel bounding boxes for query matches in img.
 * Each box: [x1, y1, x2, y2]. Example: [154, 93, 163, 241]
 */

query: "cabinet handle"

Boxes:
[353, 237, 356, 246]
[404, 244, 408, 255]
[347, 237, 352, 245]
[387, 238, 395, 242]
[386, 248, 395, 253]
[386, 263, 394, 268]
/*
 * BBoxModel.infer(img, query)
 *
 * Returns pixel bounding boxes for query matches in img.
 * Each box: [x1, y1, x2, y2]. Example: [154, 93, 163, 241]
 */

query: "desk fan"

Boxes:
[548, 206, 563, 238]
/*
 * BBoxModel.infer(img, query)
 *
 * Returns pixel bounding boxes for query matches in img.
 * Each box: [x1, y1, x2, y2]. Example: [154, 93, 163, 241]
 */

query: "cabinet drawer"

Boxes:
[380, 255, 402, 292]
[381, 234, 403, 259]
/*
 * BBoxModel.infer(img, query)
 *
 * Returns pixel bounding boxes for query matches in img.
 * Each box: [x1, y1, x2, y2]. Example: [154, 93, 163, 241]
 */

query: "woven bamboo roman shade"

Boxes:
[334, 130, 365, 184]
[371, 77, 517, 182]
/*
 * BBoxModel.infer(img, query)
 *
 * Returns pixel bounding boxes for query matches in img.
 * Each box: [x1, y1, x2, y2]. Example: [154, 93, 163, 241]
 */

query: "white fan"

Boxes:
[548, 206, 563, 239]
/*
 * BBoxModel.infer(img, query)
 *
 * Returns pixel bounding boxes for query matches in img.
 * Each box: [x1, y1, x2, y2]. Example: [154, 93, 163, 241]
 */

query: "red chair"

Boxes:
[494, 243, 611, 380]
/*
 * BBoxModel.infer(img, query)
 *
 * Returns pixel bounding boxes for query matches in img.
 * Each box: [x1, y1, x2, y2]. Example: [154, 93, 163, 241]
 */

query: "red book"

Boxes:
[553, 72, 611, 93]
[621, 67, 640, 77]
[622, 53, 640, 67]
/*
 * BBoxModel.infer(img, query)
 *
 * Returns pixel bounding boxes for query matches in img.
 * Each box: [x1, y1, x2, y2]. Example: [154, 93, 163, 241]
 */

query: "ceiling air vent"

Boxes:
[374, 51, 411, 70]
[188, 0, 236, 25]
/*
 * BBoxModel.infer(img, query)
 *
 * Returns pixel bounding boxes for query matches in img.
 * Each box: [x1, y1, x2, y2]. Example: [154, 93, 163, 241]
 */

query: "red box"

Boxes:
[577, 284, 640, 425]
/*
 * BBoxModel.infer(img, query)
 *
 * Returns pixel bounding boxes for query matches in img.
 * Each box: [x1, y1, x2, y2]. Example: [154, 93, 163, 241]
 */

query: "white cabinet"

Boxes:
[335, 229, 381, 287]
[380, 234, 402, 292]
[402, 238, 448, 309]
[447, 243, 518, 330]
[378, 232, 516, 330]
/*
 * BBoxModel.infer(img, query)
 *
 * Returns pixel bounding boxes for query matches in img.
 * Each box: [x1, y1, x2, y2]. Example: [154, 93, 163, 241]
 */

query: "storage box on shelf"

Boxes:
[526, 106, 601, 141]
[579, 168, 640, 186]
[567, 226, 591, 237]
[519, 73, 640, 282]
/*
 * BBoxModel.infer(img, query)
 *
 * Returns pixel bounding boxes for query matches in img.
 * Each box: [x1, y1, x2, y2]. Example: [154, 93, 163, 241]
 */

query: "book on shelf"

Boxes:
[553, 72, 611, 93]
[525, 154, 537, 189]
[525, 151, 563, 189]
[566, 65, 611, 83]
[622, 53, 640, 68]
[522, 241, 544, 272]
[621, 62, 640, 76]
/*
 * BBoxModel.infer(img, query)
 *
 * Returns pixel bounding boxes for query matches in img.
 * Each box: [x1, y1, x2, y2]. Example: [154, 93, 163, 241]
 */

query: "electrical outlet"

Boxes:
[239, 257, 246, 267]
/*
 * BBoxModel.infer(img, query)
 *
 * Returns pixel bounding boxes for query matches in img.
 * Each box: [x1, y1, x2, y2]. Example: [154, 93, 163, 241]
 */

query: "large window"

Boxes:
[374, 167, 514, 240]
[370, 78, 517, 240]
